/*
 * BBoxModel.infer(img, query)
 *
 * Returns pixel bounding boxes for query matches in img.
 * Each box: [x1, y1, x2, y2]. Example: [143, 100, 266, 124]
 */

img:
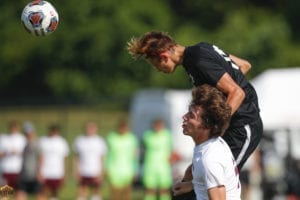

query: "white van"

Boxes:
[129, 88, 194, 181]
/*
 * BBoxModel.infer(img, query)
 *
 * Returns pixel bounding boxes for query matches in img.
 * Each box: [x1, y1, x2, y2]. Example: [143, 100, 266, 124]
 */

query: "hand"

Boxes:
[172, 181, 193, 196]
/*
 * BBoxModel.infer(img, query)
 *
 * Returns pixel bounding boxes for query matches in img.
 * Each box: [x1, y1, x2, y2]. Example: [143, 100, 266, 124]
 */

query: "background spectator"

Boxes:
[38, 124, 70, 200]
[73, 121, 107, 200]
[106, 119, 139, 200]
[0, 121, 26, 189]
[16, 121, 43, 200]
[142, 118, 172, 200]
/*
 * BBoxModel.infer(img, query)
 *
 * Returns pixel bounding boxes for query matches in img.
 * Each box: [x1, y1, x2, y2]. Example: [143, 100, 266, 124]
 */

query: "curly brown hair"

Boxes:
[127, 31, 176, 60]
[191, 84, 231, 138]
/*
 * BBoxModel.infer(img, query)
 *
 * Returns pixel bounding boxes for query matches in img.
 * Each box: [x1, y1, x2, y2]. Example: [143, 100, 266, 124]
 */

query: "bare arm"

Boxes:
[172, 164, 193, 196]
[208, 186, 226, 200]
[172, 181, 194, 196]
[182, 164, 193, 181]
[229, 54, 251, 75]
[216, 73, 245, 115]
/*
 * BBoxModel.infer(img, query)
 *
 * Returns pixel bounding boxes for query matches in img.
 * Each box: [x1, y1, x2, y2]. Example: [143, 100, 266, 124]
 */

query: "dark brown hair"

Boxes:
[191, 84, 231, 138]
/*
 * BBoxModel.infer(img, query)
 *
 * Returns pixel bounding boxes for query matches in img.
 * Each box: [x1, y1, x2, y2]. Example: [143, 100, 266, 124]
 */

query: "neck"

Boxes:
[193, 130, 210, 145]
[174, 45, 185, 65]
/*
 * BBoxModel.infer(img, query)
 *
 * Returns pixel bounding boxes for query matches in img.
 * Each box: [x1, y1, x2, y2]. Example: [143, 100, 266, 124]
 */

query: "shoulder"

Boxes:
[16, 133, 26, 140]
[58, 135, 68, 141]
[97, 135, 106, 144]
[55, 136, 69, 147]
[127, 132, 138, 140]
[184, 42, 217, 64]
[91, 135, 106, 146]
[106, 132, 116, 139]
[202, 138, 230, 162]
[186, 42, 213, 52]
[143, 130, 152, 138]
[38, 135, 47, 142]
[74, 135, 84, 143]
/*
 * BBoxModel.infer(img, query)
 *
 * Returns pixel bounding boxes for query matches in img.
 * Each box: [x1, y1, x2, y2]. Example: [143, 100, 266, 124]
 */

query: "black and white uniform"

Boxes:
[182, 42, 263, 170]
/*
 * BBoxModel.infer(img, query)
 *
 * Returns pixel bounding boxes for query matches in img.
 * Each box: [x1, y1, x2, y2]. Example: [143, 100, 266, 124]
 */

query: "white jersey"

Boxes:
[192, 137, 241, 200]
[0, 133, 26, 173]
[39, 135, 69, 179]
[73, 134, 107, 177]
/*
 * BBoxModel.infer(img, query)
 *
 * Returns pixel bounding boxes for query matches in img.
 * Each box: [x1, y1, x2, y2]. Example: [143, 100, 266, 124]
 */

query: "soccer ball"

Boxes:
[21, 0, 59, 36]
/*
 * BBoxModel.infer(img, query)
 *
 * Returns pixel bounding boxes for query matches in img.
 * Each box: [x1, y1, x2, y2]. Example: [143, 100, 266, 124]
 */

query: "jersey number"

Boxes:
[213, 45, 239, 70]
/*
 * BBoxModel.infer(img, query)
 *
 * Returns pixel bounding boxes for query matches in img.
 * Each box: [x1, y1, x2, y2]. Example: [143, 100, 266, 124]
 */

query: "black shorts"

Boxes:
[172, 190, 196, 200]
[239, 169, 250, 185]
[18, 179, 41, 194]
[222, 117, 263, 171]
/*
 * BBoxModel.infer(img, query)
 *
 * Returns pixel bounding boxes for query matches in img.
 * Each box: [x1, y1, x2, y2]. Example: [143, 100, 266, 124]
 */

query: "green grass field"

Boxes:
[0, 105, 144, 199]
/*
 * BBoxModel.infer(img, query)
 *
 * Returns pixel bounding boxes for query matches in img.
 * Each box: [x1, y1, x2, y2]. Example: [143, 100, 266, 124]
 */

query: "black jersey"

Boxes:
[182, 42, 260, 128]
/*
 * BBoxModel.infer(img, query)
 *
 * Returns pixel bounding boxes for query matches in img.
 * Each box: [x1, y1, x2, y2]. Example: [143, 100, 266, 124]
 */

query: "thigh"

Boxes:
[3, 173, 19, 189]
[222, 117, 263, 170]
[43, 179, 63, 192]
[158, 166, 172, 189]
[80, 176, 100, 188]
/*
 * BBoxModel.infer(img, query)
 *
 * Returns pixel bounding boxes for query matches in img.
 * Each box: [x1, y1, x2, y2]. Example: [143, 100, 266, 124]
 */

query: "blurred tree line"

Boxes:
[0, 0, 299, 105]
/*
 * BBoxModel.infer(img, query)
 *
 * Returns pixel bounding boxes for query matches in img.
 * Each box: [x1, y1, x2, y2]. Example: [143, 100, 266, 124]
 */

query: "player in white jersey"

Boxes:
[73, 121, 107, 200]
[38, 124, 70, 200]
[0, 121, 26, 189]
[173, 84, 241, 200]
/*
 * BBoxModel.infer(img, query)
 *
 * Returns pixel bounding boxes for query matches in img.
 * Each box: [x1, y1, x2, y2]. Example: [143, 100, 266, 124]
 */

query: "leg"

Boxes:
[15, 190, 27, 200]
[222, 117, 263, 171]
[144, 188, 157, 200]
[111, 186, 122, 200]
[122, 185, 132, 200]
[90, 185, 101, 200]
[77, 185, 88, 200]
[158, 188, 171, 200]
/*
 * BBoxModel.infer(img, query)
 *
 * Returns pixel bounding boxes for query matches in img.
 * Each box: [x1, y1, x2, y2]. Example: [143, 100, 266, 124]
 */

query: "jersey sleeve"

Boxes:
[203, 158, 225, 189]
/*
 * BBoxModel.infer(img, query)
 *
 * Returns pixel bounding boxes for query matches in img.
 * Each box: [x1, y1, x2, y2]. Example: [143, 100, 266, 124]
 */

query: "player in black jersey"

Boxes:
[127, 31, 263, 199]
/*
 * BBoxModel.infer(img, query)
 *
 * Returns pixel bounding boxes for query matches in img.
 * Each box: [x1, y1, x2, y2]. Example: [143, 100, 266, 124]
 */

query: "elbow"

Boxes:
[237, 87, 246, 102]
[246, 61, 252, 70]
[243, 61, 252, 74]
[231, 86, 245, 103]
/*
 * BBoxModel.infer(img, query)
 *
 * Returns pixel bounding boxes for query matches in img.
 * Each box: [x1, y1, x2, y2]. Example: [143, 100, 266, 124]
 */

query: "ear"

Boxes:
[159, 51, 169, 62]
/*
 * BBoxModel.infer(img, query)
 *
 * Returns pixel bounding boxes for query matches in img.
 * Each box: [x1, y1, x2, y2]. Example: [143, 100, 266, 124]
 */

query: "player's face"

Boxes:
[182, 106, 205, 137]
[85, 122, 98, 135]
[148, 51, 177, 74]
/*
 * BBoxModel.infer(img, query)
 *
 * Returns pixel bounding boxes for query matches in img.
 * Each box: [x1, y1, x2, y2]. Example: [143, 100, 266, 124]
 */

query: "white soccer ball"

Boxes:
[21, 0, 59, 36]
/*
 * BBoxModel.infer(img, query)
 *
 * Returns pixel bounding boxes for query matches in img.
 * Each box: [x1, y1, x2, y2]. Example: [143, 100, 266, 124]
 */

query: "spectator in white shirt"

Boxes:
[0, 121, 26, 189]
[38, 124, 69, 200]
[73, 121, 107, 200]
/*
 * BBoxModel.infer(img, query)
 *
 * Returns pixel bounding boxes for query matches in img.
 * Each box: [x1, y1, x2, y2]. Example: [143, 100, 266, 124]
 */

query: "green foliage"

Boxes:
[209, 8, 292, 77]
[0, 0, 299, 103]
